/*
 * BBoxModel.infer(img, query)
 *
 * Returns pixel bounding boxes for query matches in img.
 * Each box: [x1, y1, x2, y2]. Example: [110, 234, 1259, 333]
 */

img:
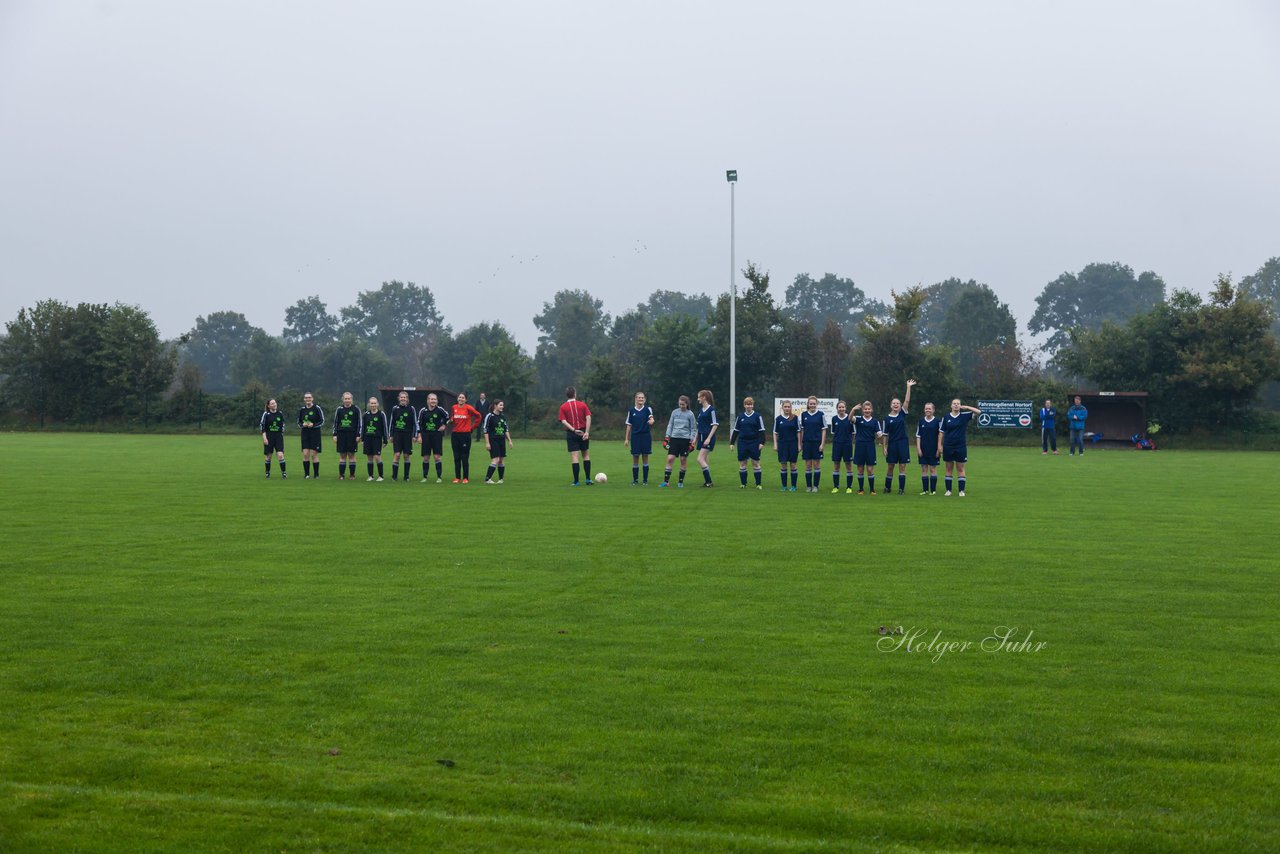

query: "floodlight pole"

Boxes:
[727, 169, 737, 422]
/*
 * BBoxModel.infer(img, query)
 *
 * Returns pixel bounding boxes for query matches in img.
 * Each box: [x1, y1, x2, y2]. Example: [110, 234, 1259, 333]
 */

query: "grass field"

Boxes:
[1, 433, 1277, 852]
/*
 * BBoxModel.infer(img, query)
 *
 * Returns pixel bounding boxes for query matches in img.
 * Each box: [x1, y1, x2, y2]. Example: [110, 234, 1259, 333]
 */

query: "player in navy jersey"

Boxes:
[482, 400, 514, 483]
[259, 398, 287, 478]
[915, 401, 942, 494]
[800, 396, 827, 492]
[853, 401, 884, 493]
[774, 399, 800, 491]
[694, 389, 719, 487]
[297, 392, 324, 479]
[622, 391, 655, 485]
[661, 395, 697, 487]
[331, 391, 361, 480]
[941, 398, 982, 496]
[881, 379, 916, 494]
[389, 391, 418, 482]
[732, 396, 767, 489]
[362, 396, 390, 481]
[828, 401, 855, 493]
[417, 393, 450, 482]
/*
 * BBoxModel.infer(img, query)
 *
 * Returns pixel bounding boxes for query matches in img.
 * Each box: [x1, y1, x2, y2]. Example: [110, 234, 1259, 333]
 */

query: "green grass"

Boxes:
[1, 434, 1276, 852]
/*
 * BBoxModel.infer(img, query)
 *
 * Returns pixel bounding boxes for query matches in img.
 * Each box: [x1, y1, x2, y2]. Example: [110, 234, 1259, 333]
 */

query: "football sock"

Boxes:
[368, 462, 374, 477]
[899, 474, 906, 492]
[664, 468, 673, 483]
[959, 477, 966, 492]
[279, 461, 285, 474]
[922, 476, 929, 492]
[312, 463, 318, 478]
[858, 476, 864, 490]
[572, 462, 580, 483]
[790, 470, 798, 488]
[754, 468, 762, 485]
[846, 473, 854, 489]
[497, 465, 504, 480]
[303, 461, 311, 477]
[377, 462, 384, 478]
[423, 461, 430, 478]
[265, 460, 271, 474]
[678, 469, 686, 484]
[702, 466, 711, 484]
[740, 469, 748, 486]
[945, 476, 953, 491]
[583, 460, 592, 480]
[436, 461, 443, 478]
[833, 472, 839, 488]
[780, 470, 788, 488]
[486, 465, 496, 481]
[643, 465, 649, 483]
[805, 471, 813, 489]
[930, 475, 938, 492]
[392, 464, 399, 481]
[633, 465, 639, 482]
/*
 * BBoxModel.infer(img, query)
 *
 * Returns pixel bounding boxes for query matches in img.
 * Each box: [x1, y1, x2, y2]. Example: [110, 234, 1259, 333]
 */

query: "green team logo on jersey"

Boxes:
[494, 422, 506, 436]
[395, 413, 409, 429]
[365, 421, 379, 435]
[340, 414, 354, 428]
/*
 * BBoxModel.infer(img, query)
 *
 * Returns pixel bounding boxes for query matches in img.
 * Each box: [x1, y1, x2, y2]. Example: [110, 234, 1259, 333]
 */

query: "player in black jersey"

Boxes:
[331, 391, 362, 480]
[417, 392, 450, 482]
[483, 400, 515, 483]
[259, 398, 287, 478]
[389, 391, 418, 482]
[362, 396, 390, 481]
[297, 391, 325, 479]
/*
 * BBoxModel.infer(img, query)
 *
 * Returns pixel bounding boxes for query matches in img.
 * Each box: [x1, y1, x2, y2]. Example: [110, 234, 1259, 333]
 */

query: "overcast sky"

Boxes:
[2, 1, 1278, 352]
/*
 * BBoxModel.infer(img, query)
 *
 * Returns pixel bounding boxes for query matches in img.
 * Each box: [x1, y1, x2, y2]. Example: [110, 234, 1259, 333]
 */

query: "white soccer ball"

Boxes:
[594, 472, 608, 483]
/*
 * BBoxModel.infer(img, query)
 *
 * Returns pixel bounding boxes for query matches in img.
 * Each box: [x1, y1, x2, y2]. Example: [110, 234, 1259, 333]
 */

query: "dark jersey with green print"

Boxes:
[259, 410, 285, 434]
[417, 405, 451, 435]
[390, 403, 417, 434]
[332, 405, 361, 436]
[483, 412, 508, 438]
[362, 409, 390, 442]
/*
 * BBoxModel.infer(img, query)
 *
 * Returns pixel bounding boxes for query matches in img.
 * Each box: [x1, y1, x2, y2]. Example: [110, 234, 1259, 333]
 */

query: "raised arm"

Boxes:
[903, 378, 916, 412]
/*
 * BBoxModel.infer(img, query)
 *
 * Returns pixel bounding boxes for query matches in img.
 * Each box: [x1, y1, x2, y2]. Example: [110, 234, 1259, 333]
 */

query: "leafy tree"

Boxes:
[783, 272, 886, 340]
[577, 352, 630, 414]
[433, 322, 516, 392]
[635, 314, 719, 415]
[1239, 256, 1280, 408]
[846, 288, 958, 408]
[709, 262, 785, 409]
[533, 289, 610, 395]
[467, 340, 535, 415]
[98, 304, 176, 426]
[640, 290, 713, 323]
[315, 333, 394, 402]
[776, 320, 820, 398]
[939, 285, 1017, 384]
[283, 296, 338, 345]
[230, 329, 289, 390]
[0, 300, 75, 425]
[918, 278, 981, 346]
[817, 319, 850, 398]
[182, 311, 260, 394]
[1029, 262, 1165, 359]
[339, 280, 449, 375]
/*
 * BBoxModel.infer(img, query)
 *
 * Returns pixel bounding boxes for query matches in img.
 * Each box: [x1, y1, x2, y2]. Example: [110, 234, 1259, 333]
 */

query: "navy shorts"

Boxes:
[942, 447, 967, 463]
[263, 433, 284, 453]
[776, 442, 798, 464]
[393, 432, 414, 455]
[630, 434, 652, 456]
[854, 443, 878, 467]
[918, 452, 940, 467]
[362, 435, 384, 456]
[335, 433, 358, 455]
[886, 440, 910, 465]
[831, 441, 853, 464]
[697, 432, 716, 452]
[421, 432, 444, 456]
[737, 442, 762, 462]
[802, 440, 823, 461]
[565, 430, 589, 453]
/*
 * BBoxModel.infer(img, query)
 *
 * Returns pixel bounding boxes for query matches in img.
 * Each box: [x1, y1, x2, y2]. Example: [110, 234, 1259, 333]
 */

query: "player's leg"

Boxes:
[581, 448, 591, 483]
[662, 452, 675, 485]
[957, 461, 967, 496]
[944, 460, 954, 495]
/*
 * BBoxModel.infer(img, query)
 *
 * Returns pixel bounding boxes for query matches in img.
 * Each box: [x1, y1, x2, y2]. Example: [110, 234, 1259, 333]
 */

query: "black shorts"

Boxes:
[421, 432, 444, 456]
[886, 440, 910, 465]
[696, 432, 716, 452]
[488, 437, 506, 458]
[737, 441, 761, 462]
[362, 435, 384, 456]
[942, 447, 967, 463]
[776, 442, 798, 464]
[300, 427, 322, 453]
[630, 434, 652, 456]
[831, 442, 853, 464]
[263, 433, 284, 453]
[854, 443, 878, 467]
[393, 431, 414, 455]
[666, 437, 694, 457]
[565, 431, 589, 453]
[335, 433, 358, 455]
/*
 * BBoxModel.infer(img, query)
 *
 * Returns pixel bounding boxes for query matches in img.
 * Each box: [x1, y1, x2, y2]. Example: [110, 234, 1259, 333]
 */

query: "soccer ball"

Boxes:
[594, 472, 607, 484]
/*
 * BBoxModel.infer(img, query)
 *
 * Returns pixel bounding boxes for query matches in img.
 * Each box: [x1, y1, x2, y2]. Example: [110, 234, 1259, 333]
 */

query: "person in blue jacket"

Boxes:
[1068, 396, 1088, 456]
[1039, 398, 1059, 455]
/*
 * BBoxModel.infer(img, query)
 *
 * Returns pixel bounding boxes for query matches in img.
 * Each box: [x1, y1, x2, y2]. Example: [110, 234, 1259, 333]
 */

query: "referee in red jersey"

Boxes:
[558, 386, 593, 486]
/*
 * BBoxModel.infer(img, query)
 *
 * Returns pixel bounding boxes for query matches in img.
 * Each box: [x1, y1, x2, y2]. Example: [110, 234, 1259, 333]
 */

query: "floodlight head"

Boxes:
[726, 169, 737, 182]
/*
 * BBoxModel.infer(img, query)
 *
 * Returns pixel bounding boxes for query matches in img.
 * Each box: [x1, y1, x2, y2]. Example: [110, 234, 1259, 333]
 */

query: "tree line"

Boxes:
[2, 258, 1277, 434]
